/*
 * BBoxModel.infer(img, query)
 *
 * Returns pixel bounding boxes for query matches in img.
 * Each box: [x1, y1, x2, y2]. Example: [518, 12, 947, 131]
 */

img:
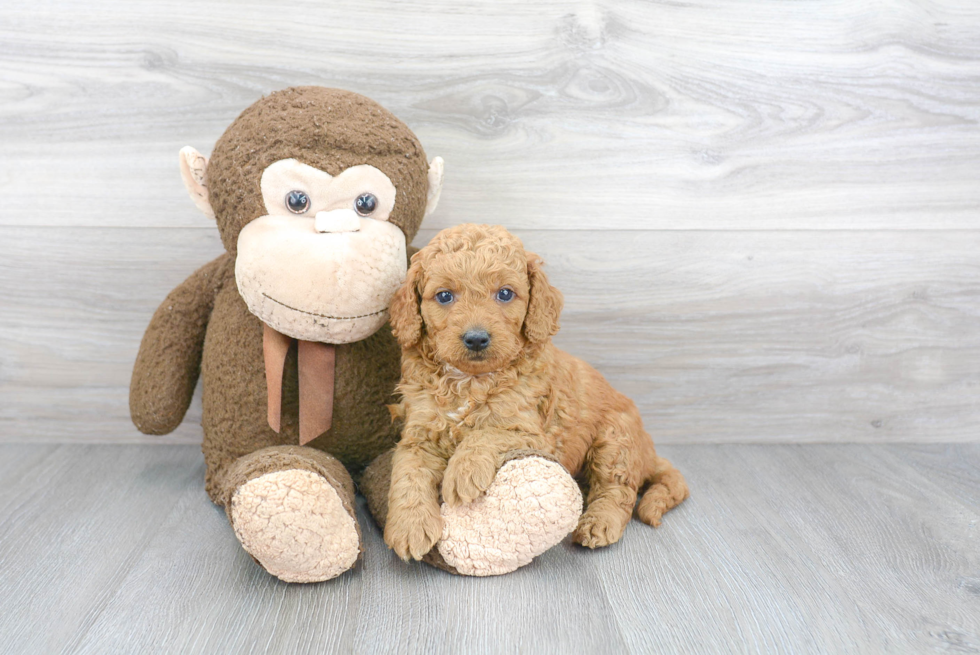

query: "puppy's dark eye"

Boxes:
[496, 288, 515, 302]
[286, 190, 310, 214]
[435, 290, 454, 305]
[354, 193, 378, 216]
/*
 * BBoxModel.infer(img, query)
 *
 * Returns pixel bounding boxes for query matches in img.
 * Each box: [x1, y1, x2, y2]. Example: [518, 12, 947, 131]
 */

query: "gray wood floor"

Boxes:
[1, 444, 976, 655]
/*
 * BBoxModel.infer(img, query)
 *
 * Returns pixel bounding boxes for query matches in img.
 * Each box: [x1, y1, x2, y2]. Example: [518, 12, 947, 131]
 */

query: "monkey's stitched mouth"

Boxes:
[262, 293, 388, 321]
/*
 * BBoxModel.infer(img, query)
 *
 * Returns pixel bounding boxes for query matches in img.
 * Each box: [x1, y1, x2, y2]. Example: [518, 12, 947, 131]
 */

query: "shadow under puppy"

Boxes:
[381, 224, 689, 569]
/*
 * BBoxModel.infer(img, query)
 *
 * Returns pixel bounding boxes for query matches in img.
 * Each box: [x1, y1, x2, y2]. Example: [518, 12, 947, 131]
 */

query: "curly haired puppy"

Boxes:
[383, 224, 688, 561]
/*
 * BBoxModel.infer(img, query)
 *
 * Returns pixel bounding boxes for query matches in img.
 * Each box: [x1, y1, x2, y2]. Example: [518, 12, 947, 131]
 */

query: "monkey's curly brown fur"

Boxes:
[383, 224, 689, 560]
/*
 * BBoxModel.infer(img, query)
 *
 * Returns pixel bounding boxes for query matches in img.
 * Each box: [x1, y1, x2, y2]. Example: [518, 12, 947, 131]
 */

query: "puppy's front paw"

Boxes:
[384, 505, 443, 561]
[573, 511, 628, 549]
[442, 449, 498, 506]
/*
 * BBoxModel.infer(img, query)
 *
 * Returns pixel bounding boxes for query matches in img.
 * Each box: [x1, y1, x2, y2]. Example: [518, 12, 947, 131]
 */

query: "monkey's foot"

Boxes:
[437, 456, 583, 576]
[230, 469, 360, 583]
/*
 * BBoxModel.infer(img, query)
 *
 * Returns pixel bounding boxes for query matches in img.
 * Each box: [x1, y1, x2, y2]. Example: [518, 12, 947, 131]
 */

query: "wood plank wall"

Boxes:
[2, 0, 978, 444]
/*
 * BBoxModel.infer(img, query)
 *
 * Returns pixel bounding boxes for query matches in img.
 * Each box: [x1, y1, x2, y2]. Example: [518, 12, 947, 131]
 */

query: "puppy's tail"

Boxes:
[636, 456, 689, 527]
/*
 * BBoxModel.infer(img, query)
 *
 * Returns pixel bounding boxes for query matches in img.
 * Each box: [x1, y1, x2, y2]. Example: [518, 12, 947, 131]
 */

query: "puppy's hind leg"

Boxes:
[573, 422, 641, 549]
[636, 456, 689, 528]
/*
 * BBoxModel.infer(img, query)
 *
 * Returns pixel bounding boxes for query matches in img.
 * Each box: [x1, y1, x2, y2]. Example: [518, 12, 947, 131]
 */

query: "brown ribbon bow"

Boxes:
[263, 324, 336, 445]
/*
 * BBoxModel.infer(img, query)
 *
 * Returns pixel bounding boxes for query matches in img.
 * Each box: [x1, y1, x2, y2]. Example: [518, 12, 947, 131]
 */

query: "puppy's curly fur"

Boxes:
[383, 224, 689, 561]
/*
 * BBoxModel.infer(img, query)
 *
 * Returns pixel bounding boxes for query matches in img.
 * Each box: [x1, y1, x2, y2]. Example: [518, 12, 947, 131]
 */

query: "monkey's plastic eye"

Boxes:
[286, 190, 310, 214]
[354, 193, 378, 216]
[496, 288, 515, 302]
[435, 290, 454, 305]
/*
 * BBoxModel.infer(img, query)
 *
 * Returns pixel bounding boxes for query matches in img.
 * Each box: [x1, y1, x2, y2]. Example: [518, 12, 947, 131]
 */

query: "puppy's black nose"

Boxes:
[462, 329, 491, 352]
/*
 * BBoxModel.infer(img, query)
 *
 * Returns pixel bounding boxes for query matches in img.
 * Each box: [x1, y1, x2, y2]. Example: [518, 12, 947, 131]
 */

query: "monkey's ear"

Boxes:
[522, 253, 564, 344]
[424, 157, 444, 218]
[389, 257, 424, 348]
[179, 146, 215, 220]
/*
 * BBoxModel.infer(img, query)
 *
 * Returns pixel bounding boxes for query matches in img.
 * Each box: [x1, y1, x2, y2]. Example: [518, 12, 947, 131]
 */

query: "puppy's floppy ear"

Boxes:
[522, 252, 563, 344]
[389, 257, 424, 348]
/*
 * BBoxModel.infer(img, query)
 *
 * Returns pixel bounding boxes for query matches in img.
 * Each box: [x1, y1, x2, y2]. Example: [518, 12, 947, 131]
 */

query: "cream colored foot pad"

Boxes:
[231, 469, 359, 583]
[438, 457, 583, 576]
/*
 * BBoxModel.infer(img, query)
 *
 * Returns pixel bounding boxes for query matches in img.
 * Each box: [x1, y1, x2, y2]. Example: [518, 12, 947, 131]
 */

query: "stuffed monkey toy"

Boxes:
[131, 87, 444, 582]
[131, 87, 581, 582]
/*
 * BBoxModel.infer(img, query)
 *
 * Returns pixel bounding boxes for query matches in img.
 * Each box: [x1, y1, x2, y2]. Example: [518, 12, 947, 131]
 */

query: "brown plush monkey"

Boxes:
[130, 87, 446, 582]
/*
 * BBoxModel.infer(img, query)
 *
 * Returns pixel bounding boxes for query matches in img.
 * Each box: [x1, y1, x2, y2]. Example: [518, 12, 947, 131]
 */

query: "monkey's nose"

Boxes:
[315, 208, 361, 234]
[462, 329, 491, 352]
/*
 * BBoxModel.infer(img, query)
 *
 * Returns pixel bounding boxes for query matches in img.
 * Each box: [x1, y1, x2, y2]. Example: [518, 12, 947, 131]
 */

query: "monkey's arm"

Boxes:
[130, 253, 231, 434]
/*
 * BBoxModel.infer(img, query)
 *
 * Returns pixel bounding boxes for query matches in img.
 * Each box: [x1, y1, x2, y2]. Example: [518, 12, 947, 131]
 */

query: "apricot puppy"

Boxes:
[384, 224, 688, 561]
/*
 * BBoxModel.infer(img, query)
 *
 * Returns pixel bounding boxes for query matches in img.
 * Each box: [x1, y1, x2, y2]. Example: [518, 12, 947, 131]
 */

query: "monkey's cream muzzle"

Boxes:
[235, 157, 407, 344]
[236, 214, 407, 343]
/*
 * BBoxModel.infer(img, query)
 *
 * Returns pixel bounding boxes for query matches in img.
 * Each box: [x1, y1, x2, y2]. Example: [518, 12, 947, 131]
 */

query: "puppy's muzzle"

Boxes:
[461, 328, 491, 352]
